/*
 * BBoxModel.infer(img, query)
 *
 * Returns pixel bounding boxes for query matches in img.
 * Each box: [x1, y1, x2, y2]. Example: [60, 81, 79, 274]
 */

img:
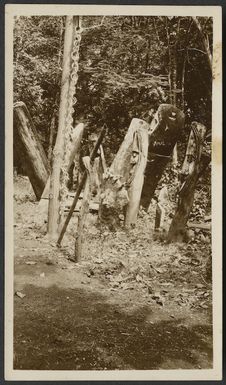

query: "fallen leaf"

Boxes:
[15, 291, 26, 299]
[148, 286, 153, 294]
[136, 274, 142, 282]
[156, 298, 164, 306]
[87, 269, 94, 277]
[46, 260, 54, 265]
[196, 283, 205, 289]
[25, 261, 37, 265]
[151, 292, 160, 300]
[94, 258, 103, 264]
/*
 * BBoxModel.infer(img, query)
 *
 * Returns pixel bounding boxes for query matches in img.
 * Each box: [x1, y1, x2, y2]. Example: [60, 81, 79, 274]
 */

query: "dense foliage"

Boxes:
[13, 15, 212, 158]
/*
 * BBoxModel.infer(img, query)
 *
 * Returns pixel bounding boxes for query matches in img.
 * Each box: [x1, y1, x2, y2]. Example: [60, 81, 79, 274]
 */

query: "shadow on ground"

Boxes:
[14, 283, 212, 370]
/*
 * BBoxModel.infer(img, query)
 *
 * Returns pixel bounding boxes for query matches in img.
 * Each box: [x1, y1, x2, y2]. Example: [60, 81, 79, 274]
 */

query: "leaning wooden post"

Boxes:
[48, 16, 79, 238]
[74, 157, 92, 262]
[99, 118, 149, 229]
[140, 104, 185, 210]
[57, 126, 106, 246]
[13, 102, 50, 199]
[167, 122, 207, 242]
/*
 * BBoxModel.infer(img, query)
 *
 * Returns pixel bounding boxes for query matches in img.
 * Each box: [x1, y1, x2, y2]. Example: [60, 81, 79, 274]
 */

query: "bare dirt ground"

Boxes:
[13, 176, 212, 370]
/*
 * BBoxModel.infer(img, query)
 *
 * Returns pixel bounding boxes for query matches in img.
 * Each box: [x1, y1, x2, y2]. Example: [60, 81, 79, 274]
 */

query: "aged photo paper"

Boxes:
[5, 4, 222, 381]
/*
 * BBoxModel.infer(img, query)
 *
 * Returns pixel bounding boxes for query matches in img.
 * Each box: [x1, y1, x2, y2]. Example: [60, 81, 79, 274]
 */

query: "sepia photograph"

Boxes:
[5, 4, 222, 381]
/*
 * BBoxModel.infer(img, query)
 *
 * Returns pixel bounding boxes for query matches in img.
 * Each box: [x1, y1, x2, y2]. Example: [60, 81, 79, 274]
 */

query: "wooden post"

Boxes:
[167, 122, 207, 242]
[48, 16, 79, 238]
[74, 157, 92, 262]
[57, 126, 106, 246]
[140, 104, 184, 210]
[125, 127, 149, 227]
[172, 143, 178, 165]
[154, 185, 169, 232]
[13, 102, 50, 199]
[99, 118, 149, 229]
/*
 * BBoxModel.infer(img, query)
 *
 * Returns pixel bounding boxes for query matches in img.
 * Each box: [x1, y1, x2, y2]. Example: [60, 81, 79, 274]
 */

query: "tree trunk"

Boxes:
[13, 101, 50, 199]
[74, 157, 92, 262]
[48, 111, 56, 162]
[48, 16, 79, 238]
[167, 122, 207, 242]
[140, 104, 185, 210]
[99, 118, 149, 229]
[192, 17, 212, 73]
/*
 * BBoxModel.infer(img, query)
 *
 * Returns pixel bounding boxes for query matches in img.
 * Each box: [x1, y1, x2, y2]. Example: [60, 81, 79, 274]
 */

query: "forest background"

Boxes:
[13, 15, 212, 169]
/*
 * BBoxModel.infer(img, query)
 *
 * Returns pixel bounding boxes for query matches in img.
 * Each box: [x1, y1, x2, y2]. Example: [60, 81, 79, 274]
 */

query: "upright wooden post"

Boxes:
[167, 122, 207, 242]
[13, 102, 50, 199]
[99, 118, 149, 229]
[125, 128, 149, 227]
[48, 16, 79, 238]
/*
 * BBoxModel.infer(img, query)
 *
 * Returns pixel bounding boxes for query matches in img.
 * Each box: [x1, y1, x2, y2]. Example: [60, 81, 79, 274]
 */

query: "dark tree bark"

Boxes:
[167, 122, 207, 242]
[140, 104, 185, 210]
[13, 101, 50, 199]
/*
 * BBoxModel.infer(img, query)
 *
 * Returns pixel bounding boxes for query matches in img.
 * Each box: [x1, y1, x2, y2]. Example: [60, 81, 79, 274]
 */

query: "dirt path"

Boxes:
[14, 259, 212, 370]
[13, 177, 212, 370]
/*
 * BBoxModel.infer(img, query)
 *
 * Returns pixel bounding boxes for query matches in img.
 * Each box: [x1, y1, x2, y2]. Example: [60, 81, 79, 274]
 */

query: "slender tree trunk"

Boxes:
[167, 122, 207, 242]
[48, 16, 79, 238]
[13, 102, 50, 199]
[170, 45, 179, 165]
[48, 111, 56, 162]
[140, 104, 185, 210]
[192, 17, 212, 73]
[74, 157, 91, 262]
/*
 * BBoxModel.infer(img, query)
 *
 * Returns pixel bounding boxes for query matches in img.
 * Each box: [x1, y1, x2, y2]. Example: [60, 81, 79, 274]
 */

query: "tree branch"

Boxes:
[83, 16, 106, 31]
